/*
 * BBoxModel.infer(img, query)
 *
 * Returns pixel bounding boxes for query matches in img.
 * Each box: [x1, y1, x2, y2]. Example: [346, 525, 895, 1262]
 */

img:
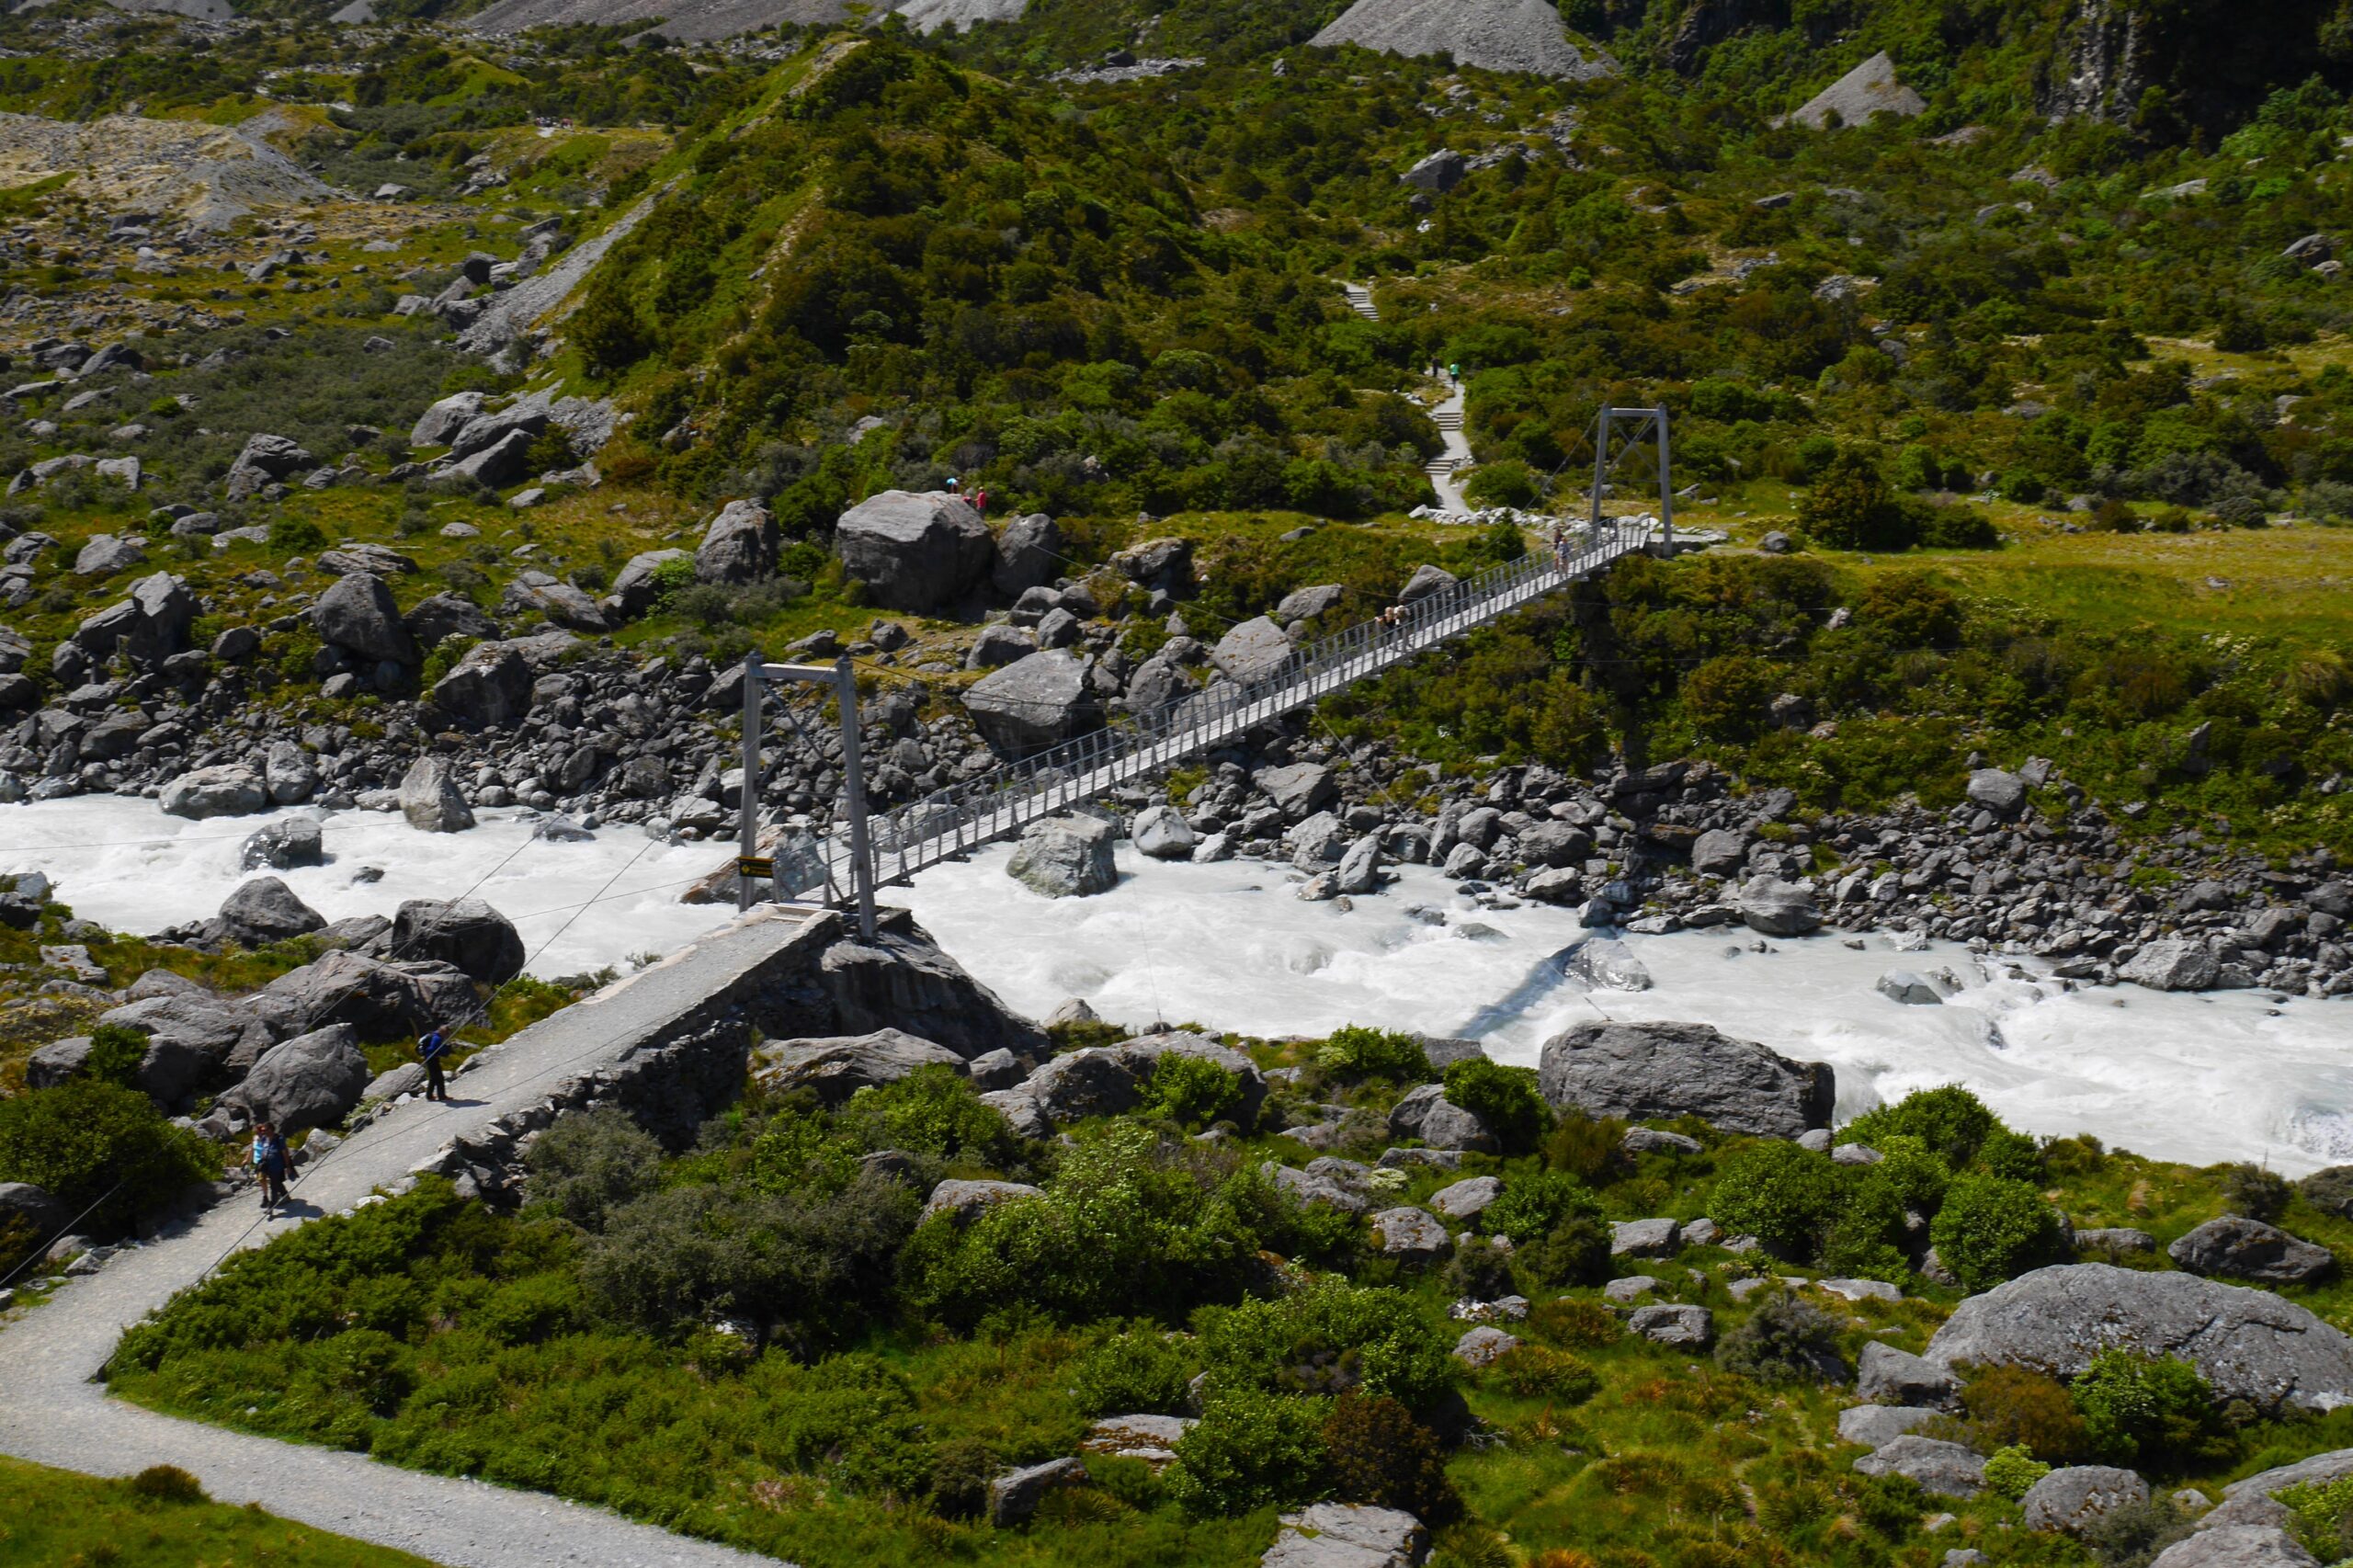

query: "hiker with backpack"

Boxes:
[417, 1024, 451, 1103]
[251, 1122, 290, 1212]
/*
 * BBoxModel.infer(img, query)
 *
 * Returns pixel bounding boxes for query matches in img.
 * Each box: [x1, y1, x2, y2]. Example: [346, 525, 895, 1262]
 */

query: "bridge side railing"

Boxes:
[800, 517, 1648, 893]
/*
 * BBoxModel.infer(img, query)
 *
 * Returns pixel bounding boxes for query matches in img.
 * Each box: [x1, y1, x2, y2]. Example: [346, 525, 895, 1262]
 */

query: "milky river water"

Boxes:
[5, 798, 2348, 1172]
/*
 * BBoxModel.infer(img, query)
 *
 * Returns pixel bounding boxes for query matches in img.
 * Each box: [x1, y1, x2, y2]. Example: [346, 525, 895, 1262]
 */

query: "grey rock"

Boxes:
[1924, 1263, 2353, 1413]
[1837, 1404, 1939, 1450]
[256, 951, 473, 1041]
[1428, 1176, 1502, 1221]
[1453, 1325, 1519, 1367]
[1853, 1436, 1984, 1498]
[755, 1028, 967, 1105]
[0, 1181, 65, 1237]
[2168, 1217, 2336, 1286]
[694, 498, 779, 585]
[430, 642, 534, 727]
[397, 756, 474, 833]
[1737, 875, 1821, 936]
[1389, 1083, 1498, 1153]
[1274, 584, 1344, 623]
[1539, 1020, 1834, 1139]
[1877, 970, 1943, 1006]
[25, 1037, 93, 1089]
[1262, 1502, 1428, 1568]
[991, 512, 1062, 596]
[1254, 762, 1337, 818]
[1211, 616, 1294, 686]
[1858, 1340, 1961, 1409]
[835, 490, 991, 611]
[1628, 1304, 1713, 1346]
[229, 1024, 370, 1133]
[921, 1178, 1041, 1226]
[965, 624, 1037, 670]
[217, 877, 325, 946]
[2150, 1528, 2319, 1568]
[74, 533, 147, 576]
[410, 391, 486, 447]
[2021, 1466, 2151, 1535]
[2076, 1227, 2157, 1254]
[1967, 768, 2028, 816]
[986, 1456, 1086, 1528]
[1603, 1275, 1659, 1303]
[1399, 562, 1457, 604]
[608, 548, 690, 617]
[1082, 1413, 1195, 1466]
[312, 572, 416, 665]
[964, 650, 1098, 754]
[1690, 827, 1746, 876]
[160, 764, 267, 819]
[2121, 939, 2221, 993]
[403, 593, 499, 649]
[1789, 51, 1926, 130]
[1563, 937, 1651, 991]
[1007, 814, 1118, 897]
[1132, 803, 1198, 860]
[965, 1049, 1025, 1092]
[364, 1062, 426, 1101]
[264, 742, 319, 806]
[1610, 1217, 1681, 1256]
[390, 898, 523, 984]
[1371, 1206, 1453, 1262]
[1622, 1126, 1703, 1156]
[1265, 1162, 1371, 1215]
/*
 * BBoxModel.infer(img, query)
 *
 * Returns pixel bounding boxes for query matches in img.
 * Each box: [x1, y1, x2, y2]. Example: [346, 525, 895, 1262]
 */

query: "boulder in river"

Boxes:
[1538, 1020, 1834, 1139]
[2120, 938, 2220, 993]
[241, 817, 324, 873]
[1131, 803, 1197, 860]
[1924, 1263, 2353, 1413]
[398, 756, 474, 833]
[160, 764, 267, 819]
[1006, 814, 1117, 897]
[1736, 875, 1821, 936]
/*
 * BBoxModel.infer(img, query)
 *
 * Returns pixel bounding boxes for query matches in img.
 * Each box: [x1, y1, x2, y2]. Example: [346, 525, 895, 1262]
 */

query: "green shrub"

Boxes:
[1708, 1142, 1844, 1257]
[1323, 1392, 1459, 1523]
[1928, 1174, 2062, 1292]
[1981, 1445, 2052, 1500]
[84, 1023, 150, 1087]
[267, 516, 329, 553]
[1441, 1060, 1550, 1153]
[1870, 1134, 1952, 1213]
[925, 1437, 996, 1519]
[1714, 1292, 1843, 1384]
[1166, 1387, 1327, 1518]
[1482, 1171, 1601, 1244]
[843, 1066, 1019, 1165]
[2279, 1474, 2353, 1562]
[2071, 1349, 2224, 1470]
[1197, 1280, 1455, 1413]
[1486, 1345, 1599, 1404]
[127, 1465, 207, 1504]
[1542, 1110, 1628, 1184]
[2222, 1163, 2292, 1222]
[1461, 460, 1540, 508]
[1515, 1214, 1612, 1289]
[1440, 1235, 1515, 1300]
[0, 1080, 216, 1234]
[1842, 1086, 2003, 1170]
[1070, 1325, 1196, 1416]
[2302, 1165, 2353, 1220]
[523, 1108, 662, 1231]
[1527, 1296, 1620, 1348]
[1318, 1026, 1433, 1083]
[1143, 1052, 1245, 1130]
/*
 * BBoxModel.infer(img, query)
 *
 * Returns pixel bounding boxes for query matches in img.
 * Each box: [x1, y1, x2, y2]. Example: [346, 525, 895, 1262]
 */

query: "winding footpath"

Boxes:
[1427, 375, 1472, 514]
[0, 910, 813, 1568]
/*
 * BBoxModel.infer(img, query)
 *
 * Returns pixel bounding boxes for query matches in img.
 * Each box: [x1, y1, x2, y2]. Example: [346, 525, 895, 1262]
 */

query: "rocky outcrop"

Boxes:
[815, 916, 1047, 1061]
[694, 498, 779, 585]
[833, 490, 992, 611]
[2037, 0, 2155, 122]
[312, 572, 416, 668]
[755, 1028, 968, 1105]
[2021, 1466, 2151, 1535]
[1924, 1263, 2353, 1413]
[1262, 1503, 1427, 1568]
[1389, 1083, 1499, 1153]
[1311, 0, 1617, 81]
[1787, 51, 1927, 130]
[1538, 1020, 1833, 1139]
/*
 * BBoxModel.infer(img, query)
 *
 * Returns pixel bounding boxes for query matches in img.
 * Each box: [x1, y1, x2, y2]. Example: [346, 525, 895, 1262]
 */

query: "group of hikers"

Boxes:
[250, 1023, 453, 1215]
[947, 475, 990, 516]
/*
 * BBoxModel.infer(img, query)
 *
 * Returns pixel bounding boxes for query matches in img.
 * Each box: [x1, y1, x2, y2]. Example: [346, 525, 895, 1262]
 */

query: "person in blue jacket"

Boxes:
[417, 1025, 451, 1103]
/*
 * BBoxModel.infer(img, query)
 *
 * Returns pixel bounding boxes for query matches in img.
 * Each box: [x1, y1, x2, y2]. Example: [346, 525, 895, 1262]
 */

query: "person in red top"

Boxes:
[972, 485, 989, 517]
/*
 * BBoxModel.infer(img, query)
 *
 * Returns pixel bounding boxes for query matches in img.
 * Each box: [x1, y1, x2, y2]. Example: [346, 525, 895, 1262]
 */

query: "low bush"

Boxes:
[1707, 1142, 1844, 1257]
[1143, 1051, 1245, 1130]
[1197, 1280, 1456, 1413]
[1482, 1170, 1602, 1244]
[2303, 1165, 2353, 1220]
[1981, 1445, 2051, 1500]
[1527, 1296, 1622, 1348]
[1516, 1215, 1614, 1290]
[2071, 1349, 2226, 1471]
[2279, 1473, 2353, 1562]
[84, 1023, 151, 1087]
[1441, 1235, 1516, 1301]
[1323, 1392, 1460, 1522]
[1442, 1060, 1550, 1153]
[1842, 1085, 2004, 1170]
[2222, 1163, 2292, 1222]
[1928, 1174, 2062, 1292]
[1541, 1110, 1628, 1185]
[842, 1065, 1021, 1165]
[522, 1108, 662, 1231]
[1714, 1292, 1843, 1385]
[1317, 1026, 1433, 1083]
[1959, 1365, 2095, 1461]
[1167, 1386, 1328, 1517]
[1070, 1324, 1197, 1416]
[1487, 1345, 1599, 1404]
[127, 1465, 206, 1504]
[0, 1080, 216, 1234]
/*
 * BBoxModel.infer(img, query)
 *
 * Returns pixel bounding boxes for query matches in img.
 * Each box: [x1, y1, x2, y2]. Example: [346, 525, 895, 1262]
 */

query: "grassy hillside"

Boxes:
[0, 1455, 441, 1567]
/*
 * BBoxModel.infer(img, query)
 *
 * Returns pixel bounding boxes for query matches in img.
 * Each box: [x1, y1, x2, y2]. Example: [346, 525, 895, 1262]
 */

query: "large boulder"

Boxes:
[1538, 1020, 1834, 1139]
[755, 1028, 968, 1105]
[1736, 875, 1821, 937]
[834, 490, 992, 611]
[311, 572, 415, 666]
[398, 756, 475, 833]
[0, 1181, 65, 1238]
[1389, 1083, 1499, 1154]
[256, 951, 475, 1041]
[1853, 1436, 1984, 1497]
[227, 1024, 370, 1133]
[428, 642, 534, 728]
[1006, 1032, 1266, 1130]
[403, 592, 499, 650]
[1131, 803, 1198, 860]
[1924, 1263, 2353, 1413]
[694, 498, 779, 585]
[2151, 1528, 2320, 1568]
[1857, 1340, 1961, 1409]
[265, 742, 319, 806]
[2168, 1216, 2336, 1286]
[1371, 1206, 1452, 1263]
[390, 898, 524, 984]
[242, 818, 324, 872]
[161, 764, 267, 819]
[922, 1178, 1042, 1226]
[1968, 767, 2028, 817]
[1264, 1499, 1423, 1564]
[2120, 938, 2221, 994]
[2021, 1466, 2151, 1535]
[816, 920, 1048, 1061]
[964, 650, 1098, 754]
[1007, 814, 1118, 897]
[1253, 762, 1336, 819]
[1689, 827, 1746, 876]
[410, 390, 486, 447]
[991, 512, 1062, 596]
[1209, 616, 1294, 686]
[608, 548, 690, 617]
[216, 877, 326, 947]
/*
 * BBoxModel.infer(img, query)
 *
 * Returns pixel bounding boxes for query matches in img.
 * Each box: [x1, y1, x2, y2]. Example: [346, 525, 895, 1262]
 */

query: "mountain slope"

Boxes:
[1312, 0, 1616, 80]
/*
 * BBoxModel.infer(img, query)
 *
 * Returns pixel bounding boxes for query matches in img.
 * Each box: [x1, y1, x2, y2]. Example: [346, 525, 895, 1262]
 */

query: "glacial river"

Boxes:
[4, 798, 2348, 1172]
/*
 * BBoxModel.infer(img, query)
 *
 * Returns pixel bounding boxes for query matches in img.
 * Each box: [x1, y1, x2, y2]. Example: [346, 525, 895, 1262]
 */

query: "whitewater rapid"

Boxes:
[4, 798, 2348, 1171]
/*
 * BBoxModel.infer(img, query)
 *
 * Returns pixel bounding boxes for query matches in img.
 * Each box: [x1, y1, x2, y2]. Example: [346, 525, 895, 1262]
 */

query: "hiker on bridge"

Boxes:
[251, 1122, 290, 1212]
[417, 1024, 452, 1103]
